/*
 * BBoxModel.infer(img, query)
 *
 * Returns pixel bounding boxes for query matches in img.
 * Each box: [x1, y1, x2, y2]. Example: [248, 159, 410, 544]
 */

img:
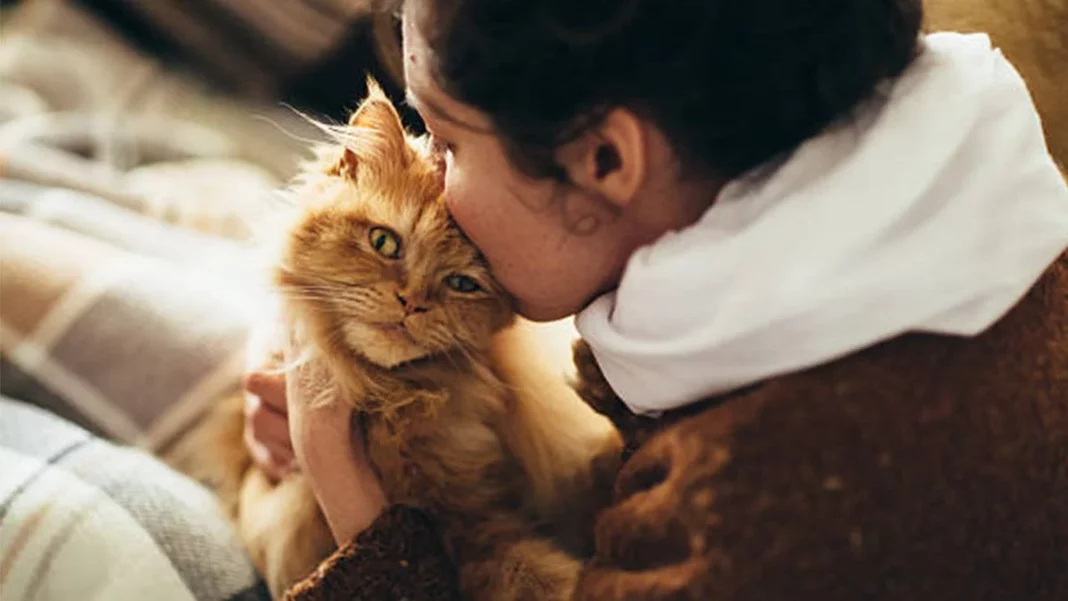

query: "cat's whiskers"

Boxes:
[297, 284, 355, 295]
[423, 327, 473, 373]
[278, 295, 332, 305]
[282, 284, 381, 315]
[332, 299, 379, 316]
[452, 338, 483, 373]
[440, 344, 468, 374]
[281, 285, 334, 296]
[437, 330, 463, 357]
[278, 291, 335, 304]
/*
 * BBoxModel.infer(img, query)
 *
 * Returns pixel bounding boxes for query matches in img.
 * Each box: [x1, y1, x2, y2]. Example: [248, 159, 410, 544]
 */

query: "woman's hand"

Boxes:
[242, 318, 294, 481]
[284, 336, 388, 545]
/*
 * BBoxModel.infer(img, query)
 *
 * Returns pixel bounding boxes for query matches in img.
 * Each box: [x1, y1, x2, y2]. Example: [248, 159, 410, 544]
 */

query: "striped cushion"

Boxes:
[0, 397, 269, 601]
[0, 186, 261, 453]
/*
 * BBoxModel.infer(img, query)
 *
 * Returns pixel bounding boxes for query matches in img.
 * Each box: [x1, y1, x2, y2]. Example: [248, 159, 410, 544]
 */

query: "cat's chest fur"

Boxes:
[358, 355, 529, 519]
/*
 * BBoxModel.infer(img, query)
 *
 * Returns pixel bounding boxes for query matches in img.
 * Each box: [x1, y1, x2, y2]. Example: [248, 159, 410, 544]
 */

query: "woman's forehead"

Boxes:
[400, 5, 433, 92]
[401, 9, 493, 133]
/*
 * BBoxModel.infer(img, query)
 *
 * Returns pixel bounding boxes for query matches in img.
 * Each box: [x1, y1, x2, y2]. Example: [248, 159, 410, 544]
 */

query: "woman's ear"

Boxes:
[333, 78, 411, 181]
[556, 109, 647, 210]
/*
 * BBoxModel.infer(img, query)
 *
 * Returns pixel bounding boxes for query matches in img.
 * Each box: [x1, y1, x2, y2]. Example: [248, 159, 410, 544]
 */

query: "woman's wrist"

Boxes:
[298, 413, 388, 544]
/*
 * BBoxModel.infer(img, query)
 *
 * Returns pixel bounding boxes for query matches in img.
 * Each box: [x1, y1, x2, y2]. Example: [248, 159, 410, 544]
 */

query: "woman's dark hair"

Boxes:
[414, 0, 923, 181]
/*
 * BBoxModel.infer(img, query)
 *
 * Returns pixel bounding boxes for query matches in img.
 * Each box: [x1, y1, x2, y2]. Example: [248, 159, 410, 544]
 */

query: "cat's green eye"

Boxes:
[445, 274, 481, 293]
[368, 227, 401, 259]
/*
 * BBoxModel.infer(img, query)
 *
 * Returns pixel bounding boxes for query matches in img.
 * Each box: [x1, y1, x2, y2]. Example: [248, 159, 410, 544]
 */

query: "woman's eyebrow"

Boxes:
[405, 89, 493, 134]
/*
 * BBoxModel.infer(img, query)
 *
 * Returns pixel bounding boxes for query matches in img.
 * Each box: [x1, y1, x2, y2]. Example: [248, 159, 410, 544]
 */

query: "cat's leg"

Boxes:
[237, 471, 335, 599]
[454, 521, 583, 601]
[168, 392, 334, 598]
[544, 433, 623, 559]
[164, 392, 251, 516]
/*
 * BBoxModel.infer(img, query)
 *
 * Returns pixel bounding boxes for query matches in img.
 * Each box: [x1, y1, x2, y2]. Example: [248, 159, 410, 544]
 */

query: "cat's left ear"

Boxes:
[334, 78, 411, 181]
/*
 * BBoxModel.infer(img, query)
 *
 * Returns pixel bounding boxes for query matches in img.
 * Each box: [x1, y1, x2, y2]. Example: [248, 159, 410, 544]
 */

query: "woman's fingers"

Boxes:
[244, 427, 293, 481]
[243, 369, 294, 480]
[245, 393, 293, 450]
[243, 404, 294, 480]
[593, 437, 692, 571]
[243, 370, 288, 414]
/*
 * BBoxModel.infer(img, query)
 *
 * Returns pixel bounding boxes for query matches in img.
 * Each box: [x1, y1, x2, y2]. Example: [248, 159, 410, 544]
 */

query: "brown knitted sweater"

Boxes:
[285, 254, 1068, 601]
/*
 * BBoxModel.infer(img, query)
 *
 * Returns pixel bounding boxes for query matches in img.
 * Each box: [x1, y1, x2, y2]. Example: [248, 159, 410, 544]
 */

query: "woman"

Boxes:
[245, 0, 1068, 599]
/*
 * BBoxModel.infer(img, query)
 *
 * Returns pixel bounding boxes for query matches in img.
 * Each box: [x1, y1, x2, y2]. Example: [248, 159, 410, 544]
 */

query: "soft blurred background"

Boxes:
[0, 0, 420, 452]
[0, 0, 412, 238]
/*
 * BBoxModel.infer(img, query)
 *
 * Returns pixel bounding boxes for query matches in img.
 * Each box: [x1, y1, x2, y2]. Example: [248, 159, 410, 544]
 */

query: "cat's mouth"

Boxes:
[375, 322, 415, 341]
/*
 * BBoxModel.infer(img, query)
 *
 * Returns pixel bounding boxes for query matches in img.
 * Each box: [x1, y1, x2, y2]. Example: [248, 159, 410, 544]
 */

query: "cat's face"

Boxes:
[278, 82, 515, 368]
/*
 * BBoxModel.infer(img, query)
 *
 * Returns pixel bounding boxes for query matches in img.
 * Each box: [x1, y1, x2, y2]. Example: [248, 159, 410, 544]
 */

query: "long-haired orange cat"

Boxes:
[192, 81, 620, 600]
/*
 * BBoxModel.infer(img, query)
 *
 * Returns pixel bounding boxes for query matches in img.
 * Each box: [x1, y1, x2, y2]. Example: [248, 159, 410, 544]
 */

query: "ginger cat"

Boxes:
[187, 82, 620, 600]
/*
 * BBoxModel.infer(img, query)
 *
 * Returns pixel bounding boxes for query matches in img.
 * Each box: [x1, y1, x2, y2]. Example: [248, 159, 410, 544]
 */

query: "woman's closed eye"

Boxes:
[430, 135, 456, 157]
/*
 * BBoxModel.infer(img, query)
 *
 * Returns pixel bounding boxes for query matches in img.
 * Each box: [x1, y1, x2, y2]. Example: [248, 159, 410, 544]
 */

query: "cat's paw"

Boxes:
[571, 339, 659, 455]
[237, 471, 334, 599]
[570, 338, 622, 416]
[575, 416, 730, 601]
[461, 538, 582, 601]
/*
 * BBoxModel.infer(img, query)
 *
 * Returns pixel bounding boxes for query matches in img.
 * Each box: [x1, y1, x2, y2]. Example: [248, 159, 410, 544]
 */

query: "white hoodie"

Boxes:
[576, 33, 1068, 416]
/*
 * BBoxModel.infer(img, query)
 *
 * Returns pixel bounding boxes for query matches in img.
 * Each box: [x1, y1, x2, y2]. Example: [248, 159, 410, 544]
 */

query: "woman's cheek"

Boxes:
[443, 164, 480, 235]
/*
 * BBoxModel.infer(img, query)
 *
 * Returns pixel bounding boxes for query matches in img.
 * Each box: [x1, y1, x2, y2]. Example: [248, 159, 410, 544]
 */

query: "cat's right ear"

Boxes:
[330, 78, 410, 182]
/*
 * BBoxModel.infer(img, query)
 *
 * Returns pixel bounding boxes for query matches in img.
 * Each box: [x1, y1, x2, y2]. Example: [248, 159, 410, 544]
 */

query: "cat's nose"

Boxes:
[396, 292, 428, 315]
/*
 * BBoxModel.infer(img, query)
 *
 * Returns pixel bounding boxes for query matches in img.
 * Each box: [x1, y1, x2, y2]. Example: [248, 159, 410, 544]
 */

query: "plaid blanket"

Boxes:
[0, 12, 294, 596]
[0, 5, 296, 449]
[0, 187, 264, 451]
[0, 3, 375, 598]
[0, 182, 275, 599]
[0, 396, 270, 601]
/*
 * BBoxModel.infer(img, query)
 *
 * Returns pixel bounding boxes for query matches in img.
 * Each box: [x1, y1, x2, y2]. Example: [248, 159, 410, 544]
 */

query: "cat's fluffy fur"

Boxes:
[188, 81, 620, 600]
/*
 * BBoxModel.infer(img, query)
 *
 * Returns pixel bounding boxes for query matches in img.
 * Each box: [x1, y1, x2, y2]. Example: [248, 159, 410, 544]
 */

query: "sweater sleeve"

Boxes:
[569, 338, 1068, 600]
[284, 505, 462, 601]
